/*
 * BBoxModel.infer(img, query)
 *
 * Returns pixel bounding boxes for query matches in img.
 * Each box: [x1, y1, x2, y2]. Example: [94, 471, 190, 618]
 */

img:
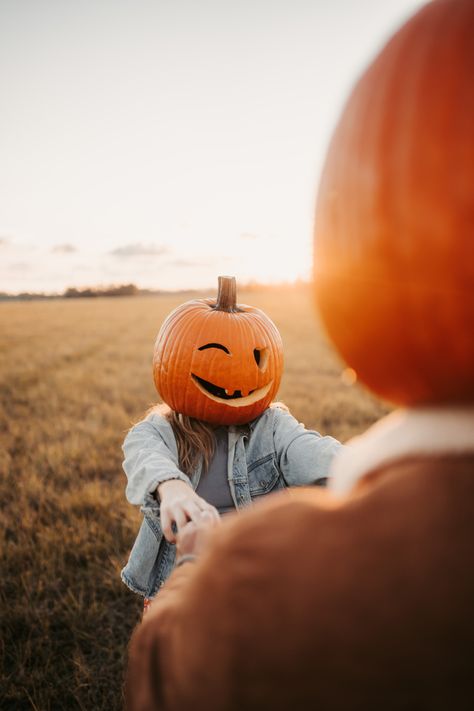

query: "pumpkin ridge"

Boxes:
[314, 0, 474, 406]
[153, 277, 284, 424]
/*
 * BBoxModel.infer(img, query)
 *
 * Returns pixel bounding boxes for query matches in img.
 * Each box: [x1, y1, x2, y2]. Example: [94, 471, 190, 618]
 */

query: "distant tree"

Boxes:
[105, 283, 139, 297]
[63, 284, 139, 298]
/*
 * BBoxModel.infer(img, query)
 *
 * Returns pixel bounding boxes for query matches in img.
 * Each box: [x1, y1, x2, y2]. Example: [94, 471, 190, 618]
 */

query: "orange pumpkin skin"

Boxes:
[153, 280, 284, 425]
[314, 0, 474, 406]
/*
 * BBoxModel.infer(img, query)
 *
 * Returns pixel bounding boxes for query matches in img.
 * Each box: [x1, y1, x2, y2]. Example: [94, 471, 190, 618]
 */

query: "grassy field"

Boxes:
[0, 287, 388, 710]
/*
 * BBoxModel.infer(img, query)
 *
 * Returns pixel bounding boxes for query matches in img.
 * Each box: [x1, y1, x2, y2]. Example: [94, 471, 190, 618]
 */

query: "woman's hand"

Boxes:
[156, 479, 220, 543]
[177, 511, 221, 559]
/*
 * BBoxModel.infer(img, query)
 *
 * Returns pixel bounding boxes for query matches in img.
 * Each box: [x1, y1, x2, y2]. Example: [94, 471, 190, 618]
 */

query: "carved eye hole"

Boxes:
[253, 347, 269, 370]
[198, 343, 230, 354]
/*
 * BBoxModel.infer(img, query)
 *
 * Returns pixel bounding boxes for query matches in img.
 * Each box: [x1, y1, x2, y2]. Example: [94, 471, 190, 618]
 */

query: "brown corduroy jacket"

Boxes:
[126, 454, 474, 710]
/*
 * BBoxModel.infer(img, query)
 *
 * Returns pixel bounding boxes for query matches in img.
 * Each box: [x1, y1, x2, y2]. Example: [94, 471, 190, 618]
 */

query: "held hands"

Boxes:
[157, 479, 220, 543]
[177, 510, 221, 560]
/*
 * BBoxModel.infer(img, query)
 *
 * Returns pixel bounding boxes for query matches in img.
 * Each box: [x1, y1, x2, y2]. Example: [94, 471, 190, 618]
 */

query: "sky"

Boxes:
[0, 0, 426, 294]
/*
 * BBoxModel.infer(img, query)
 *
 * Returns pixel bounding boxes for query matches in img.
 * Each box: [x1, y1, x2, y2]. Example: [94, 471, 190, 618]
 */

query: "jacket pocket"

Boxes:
[140, 495, 162, 537]
[247, 454, 283, 496]
[121, 512, 163, 597]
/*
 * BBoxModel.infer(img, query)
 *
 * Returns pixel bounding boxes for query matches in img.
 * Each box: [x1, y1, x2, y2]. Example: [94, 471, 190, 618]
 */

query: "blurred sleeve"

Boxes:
[125, 491, 330, 711]
[125, 563, 196, 711]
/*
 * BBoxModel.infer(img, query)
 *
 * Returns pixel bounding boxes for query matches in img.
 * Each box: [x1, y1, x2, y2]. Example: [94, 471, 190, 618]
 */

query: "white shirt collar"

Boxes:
[329, 406, 474, 496]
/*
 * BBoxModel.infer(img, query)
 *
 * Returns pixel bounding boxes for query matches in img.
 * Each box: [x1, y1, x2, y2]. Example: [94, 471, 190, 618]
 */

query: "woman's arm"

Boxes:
[123, 414, 219, 541]
[122, 415, 191, 505]
[273, 407, 345, 486]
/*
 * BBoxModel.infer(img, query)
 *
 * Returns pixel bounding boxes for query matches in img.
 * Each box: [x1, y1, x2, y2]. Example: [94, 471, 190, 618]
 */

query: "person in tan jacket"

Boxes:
[126, 1, 474, 708]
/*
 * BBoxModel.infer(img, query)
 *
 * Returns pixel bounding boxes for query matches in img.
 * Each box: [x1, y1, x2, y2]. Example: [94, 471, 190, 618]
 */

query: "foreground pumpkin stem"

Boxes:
[215, 276, 238, 312]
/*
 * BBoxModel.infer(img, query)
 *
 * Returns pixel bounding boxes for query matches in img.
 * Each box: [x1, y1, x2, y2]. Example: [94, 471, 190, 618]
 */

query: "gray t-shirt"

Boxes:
[195, 427, 235, 515]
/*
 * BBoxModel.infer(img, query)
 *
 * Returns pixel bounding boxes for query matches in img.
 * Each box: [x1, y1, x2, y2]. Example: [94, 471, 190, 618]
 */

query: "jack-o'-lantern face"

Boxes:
[153, 276, 284, 425]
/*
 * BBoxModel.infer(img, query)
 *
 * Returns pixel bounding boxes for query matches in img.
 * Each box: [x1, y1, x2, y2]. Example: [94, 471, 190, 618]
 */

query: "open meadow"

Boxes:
[0, 287, 389, 710]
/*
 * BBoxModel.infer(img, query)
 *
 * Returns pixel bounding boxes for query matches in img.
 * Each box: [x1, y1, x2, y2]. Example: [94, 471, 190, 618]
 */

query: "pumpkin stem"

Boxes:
[214, 276, 238, 312]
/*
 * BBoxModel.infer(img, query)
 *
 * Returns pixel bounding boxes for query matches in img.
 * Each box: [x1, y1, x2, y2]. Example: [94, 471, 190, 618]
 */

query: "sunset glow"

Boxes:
[0, 0, 425, 294]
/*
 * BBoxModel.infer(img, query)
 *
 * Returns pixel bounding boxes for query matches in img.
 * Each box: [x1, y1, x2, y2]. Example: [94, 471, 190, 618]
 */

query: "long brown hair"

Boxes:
[147, 403, 216, 477]
[146, 401, 288, 478]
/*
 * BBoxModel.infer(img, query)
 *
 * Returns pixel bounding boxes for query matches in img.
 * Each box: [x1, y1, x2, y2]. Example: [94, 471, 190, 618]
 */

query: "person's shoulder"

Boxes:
[143, 407, 168, 427]
[251, 402, 293, 429]
[126, 407, 174, 440]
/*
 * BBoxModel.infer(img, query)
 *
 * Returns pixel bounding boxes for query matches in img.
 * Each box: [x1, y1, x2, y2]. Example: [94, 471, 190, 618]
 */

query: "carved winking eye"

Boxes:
[253, 347, 269, 371]
[153, 275, 283, 425]
[198, 343, 230, 354]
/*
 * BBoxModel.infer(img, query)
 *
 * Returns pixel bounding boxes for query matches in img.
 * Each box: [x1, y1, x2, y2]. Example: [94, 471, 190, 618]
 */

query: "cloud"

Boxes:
[51, 243, 77, 254]
[109, 243, 169, 258]
[0, 237, 10, 247]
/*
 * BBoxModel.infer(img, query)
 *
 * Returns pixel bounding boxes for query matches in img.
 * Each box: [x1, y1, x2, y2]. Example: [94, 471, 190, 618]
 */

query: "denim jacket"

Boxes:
[121, 406, 344, 597]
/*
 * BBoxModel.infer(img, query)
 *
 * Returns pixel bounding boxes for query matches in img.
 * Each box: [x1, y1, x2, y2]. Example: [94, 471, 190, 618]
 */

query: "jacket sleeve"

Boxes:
[122, 415, 191, 506]
[272, 407, 345, 486]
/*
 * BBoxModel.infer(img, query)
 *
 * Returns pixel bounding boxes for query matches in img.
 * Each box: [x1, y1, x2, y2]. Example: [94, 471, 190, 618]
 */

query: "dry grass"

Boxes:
[0, 288, 389, 710]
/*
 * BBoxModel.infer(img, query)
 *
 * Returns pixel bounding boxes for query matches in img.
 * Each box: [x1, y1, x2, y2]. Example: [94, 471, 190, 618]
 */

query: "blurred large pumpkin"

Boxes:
[153, 276, 283, 425]
[314, 0, 474, 405]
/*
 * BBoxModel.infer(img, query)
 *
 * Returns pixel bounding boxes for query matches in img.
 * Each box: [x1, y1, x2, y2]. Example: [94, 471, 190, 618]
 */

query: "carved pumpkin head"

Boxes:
[153, 276, 284, 425]
[314, 0, 474, 406]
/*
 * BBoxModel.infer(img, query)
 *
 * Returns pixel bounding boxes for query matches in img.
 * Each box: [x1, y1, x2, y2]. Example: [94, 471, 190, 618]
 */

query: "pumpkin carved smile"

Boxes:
[153, 276, 284, 425]
[191, 374, 273, 407]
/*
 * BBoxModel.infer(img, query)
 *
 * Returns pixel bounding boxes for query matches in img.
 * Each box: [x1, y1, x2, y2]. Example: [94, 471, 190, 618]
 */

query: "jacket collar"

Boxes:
[329, 406, 474, 496]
